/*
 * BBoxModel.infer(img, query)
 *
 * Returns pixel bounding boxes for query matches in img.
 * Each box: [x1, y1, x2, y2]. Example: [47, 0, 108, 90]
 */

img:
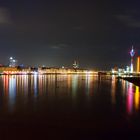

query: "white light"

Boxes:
[10, 57, 13, 60]
[33, 71, 38, 75]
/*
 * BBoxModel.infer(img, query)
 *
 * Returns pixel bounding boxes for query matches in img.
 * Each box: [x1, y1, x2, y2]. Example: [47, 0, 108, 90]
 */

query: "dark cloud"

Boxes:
[50, 44, 69, 49]
[117, 14, 140, 28]
[0, 7, 12, 25]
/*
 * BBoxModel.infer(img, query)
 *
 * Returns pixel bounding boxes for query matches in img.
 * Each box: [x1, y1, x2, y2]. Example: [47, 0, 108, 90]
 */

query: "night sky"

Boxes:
[0, 0, 140, 70]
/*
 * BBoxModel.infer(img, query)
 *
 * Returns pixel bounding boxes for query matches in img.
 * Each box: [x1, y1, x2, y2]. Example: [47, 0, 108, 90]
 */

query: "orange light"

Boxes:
[135, 86, 140, 110]
[137, 57, 140, 72]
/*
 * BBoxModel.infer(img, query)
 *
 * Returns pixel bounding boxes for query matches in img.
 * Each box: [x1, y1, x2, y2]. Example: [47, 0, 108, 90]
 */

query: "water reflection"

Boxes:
[9, 76, 16, 111]
[122, 79, 127, 97]
[135, 86, 140, 111]
[34, 75, 38, 97]
[3, 75, 9, 96]
[111, 76, 116, 105]
[125, 83, 140, 115]
[86, 74, 95, 98]
[1, 74, 140, 116]
[72, 75, 78, 97]
[126, 83, 134, 115]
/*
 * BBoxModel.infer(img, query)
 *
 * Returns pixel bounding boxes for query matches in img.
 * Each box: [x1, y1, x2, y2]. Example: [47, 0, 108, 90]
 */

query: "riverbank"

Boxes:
[0, 66, 97, 75]
[119, 77, 140, 86]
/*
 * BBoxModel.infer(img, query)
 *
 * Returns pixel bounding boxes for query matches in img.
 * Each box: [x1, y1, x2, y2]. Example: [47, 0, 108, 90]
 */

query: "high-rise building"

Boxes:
[137, 56, 140, 72]
[9, 57, 17, 67]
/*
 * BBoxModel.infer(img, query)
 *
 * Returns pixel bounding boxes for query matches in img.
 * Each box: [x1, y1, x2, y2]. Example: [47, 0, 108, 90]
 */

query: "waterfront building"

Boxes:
[73, 60, 79, 69]
[126, 66, 130, 73]
[9, 57, 17, 67]
[0, 67, 19, 74]
[137, 56, 140, 72]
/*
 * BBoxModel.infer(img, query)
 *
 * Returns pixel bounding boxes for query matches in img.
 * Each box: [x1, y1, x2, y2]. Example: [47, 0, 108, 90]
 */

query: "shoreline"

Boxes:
[0, 72, 98, 75]
[119, 77, 140, 86]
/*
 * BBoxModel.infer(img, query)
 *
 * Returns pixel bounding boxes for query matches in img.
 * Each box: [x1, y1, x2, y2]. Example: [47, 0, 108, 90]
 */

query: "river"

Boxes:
[0, 74, 139, 139]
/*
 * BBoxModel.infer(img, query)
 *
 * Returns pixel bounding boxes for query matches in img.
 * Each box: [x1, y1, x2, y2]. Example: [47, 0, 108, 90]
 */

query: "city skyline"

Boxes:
[0, 0, 140, 69]
[1, 46, 139, 70]
[0, 45, 140, 71]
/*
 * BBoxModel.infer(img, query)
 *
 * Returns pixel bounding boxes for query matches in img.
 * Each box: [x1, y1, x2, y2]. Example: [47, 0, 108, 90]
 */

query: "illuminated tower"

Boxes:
[73, 60, 79, 69]
[130, 46, 135, 73]
[137, 56, 140, 72]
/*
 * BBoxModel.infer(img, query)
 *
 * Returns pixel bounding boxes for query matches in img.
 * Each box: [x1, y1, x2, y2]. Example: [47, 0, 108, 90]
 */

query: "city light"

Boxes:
[137, 57, 140, 73]
[130, 46, 135, 73]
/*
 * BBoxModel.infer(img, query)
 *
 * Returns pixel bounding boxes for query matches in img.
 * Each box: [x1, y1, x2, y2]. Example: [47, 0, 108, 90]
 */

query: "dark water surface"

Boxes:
[0, 74, 140, 139]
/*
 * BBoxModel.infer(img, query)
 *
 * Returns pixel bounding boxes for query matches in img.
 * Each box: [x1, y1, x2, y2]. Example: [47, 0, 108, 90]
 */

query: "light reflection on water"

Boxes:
[111, 75, 116, 105]
[126, 83, 134, 115]
[72, 75, 78, 97]
[34, 75, 38, 97]
[135, 86, 140, 111]
[9, 76, 16, 111]
[0, 75, 140, 116]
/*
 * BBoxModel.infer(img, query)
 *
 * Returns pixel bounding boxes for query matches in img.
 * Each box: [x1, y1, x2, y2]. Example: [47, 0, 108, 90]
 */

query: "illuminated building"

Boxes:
[73, 60, 79, 69]
[130, 46, 135, 73]
[137, 56, 140, 72]
[9, 57, 17, 67]
[126, 66, 130, 73]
